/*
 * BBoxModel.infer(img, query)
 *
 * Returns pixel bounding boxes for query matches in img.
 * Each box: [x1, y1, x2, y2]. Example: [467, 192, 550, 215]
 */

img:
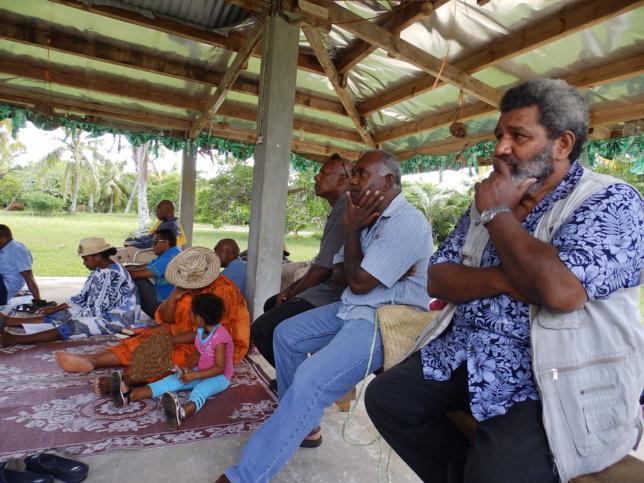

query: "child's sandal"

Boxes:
[109, 371, 132, 408]
[162, 392, 185, 430]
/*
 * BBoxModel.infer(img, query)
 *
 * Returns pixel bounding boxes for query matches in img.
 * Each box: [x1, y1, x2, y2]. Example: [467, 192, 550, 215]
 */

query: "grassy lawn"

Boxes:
[1, 211, 321, 277]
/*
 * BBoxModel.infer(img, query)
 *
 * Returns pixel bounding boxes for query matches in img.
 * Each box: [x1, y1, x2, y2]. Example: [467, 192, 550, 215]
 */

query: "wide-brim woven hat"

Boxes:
[165, 246, 220, 289]
[77, 237, 113, 257]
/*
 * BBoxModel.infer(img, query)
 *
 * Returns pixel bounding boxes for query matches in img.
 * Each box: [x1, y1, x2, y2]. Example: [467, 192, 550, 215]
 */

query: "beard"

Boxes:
[499, 141, 555, 194]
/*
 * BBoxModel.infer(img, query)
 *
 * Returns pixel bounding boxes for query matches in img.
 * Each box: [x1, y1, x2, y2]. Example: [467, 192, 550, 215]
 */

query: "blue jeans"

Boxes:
[226, 302, 383, 483]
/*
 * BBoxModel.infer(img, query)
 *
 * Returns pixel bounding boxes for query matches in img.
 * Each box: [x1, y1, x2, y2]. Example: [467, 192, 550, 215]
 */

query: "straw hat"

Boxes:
[165, 246, 220, 289]
[77, 237, 113, 257]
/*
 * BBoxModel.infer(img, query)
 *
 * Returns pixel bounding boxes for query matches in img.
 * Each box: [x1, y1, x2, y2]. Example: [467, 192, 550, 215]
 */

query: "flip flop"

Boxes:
[0, 458, 54, 483]
[108, 371, 131, 408]
[23, 452, 88, 483]
[299, 425, 323, 448]
[161, 392, 185, 430]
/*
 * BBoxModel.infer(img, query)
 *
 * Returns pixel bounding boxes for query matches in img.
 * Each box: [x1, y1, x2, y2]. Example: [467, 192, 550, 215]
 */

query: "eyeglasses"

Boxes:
[331, 153, 349, 178]
[153, 239, 167, 244]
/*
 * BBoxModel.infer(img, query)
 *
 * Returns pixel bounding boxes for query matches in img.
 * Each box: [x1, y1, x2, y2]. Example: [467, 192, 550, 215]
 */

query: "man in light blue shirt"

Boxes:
[0, 224, 41, 306]
[214, 238, 246, 296]
[219, 149, 432, 483]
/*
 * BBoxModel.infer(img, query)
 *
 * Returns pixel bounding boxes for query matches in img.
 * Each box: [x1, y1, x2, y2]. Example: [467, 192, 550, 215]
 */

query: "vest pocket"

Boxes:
[536, 307, 586, 330]
[550, 354, 630, 456]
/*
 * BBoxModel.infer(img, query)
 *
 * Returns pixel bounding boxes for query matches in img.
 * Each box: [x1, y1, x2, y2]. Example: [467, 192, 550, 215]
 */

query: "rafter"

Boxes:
[373, 52, 644, 146]
[46, 0, 326, 75]
[313, 1, 502, 107]
[0, 12, 347, 117]
[358, 0, 644, 116]
[303, 26, 374, 148]
[335, 0, 449, 75]
[0, 55, 361, 145]
[188, 19, 265, 139]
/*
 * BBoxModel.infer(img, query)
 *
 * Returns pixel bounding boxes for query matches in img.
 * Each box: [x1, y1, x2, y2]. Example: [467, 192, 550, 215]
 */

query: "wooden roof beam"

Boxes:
[359, 0, 644, 116]
[0, 12, 347, 117]
[46, 0, 326, 75]
[335, 0, 449, 75]
[188, 19, 264, 139]
[394, 99, 644, 162]
[0, 56, 360, 144]
[303, 26, 374, 148]
[315, 0, 502, 107]
[374, 52, 644, 144]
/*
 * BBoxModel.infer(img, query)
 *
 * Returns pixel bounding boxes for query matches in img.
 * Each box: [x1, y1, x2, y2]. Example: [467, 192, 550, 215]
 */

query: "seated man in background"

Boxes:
[125, 229, 181, 318]
[117, 200, 186, 263]
[214, 238, 246, 296]
[251, 153, 351, 370]
[55, 247, 250, 395]
[0, 224, 42, 307]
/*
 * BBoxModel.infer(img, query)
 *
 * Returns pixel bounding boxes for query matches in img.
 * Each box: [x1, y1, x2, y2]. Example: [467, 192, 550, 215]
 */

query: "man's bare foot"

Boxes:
[55, 351, 95, 373]
[93, 376, 110, 396]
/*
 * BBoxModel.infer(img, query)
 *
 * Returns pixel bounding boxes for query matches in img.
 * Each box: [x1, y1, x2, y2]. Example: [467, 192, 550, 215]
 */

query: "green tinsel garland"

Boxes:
[1, 104, 641, 174]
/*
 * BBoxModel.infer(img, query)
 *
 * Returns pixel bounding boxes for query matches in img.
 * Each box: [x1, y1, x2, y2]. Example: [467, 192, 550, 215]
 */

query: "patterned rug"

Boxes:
[0, 336, 277, 462]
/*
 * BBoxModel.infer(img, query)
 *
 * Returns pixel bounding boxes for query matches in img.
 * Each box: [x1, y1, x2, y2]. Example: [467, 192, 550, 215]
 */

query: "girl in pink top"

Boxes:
[110, 293, 234, 429]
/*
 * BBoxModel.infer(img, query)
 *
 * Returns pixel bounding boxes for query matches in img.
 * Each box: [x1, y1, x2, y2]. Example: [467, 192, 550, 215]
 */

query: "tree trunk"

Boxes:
[88, 192, 95, 213]
[133, 142, 150, 231]
[124, 180, 137, 214]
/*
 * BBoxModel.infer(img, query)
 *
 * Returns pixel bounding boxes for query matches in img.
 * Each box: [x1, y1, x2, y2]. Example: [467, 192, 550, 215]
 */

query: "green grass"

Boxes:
[0, 211, 321, 277]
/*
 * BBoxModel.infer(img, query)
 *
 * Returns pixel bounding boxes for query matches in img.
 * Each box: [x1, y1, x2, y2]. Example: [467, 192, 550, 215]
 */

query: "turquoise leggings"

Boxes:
[148, 371, 230, 412]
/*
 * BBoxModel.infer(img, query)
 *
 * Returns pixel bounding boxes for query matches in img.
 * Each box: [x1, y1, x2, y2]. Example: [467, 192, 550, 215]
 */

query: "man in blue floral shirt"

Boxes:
[366, 79, 644, 482]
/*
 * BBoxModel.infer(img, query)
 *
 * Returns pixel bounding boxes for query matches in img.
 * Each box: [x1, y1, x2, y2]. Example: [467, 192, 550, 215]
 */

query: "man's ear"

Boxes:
[337, 174, 348, 187]
[555, 131, 575, 161]
[382, 173, 394, 191]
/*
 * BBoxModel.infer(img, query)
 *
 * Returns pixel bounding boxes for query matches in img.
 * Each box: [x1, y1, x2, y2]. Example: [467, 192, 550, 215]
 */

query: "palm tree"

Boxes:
[34, 127, 105, 213]
[132, 142, 151, 230]
[99, 158, 126, 213]
[0, 119, 26, 175]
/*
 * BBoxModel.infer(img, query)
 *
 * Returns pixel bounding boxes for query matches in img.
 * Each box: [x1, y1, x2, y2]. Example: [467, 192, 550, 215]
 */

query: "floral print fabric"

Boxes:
[46, 263, 141, 339]
[421, 161, 644, 421]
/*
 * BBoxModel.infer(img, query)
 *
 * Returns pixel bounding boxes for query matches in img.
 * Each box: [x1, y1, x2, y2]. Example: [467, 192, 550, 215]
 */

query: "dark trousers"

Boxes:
[134, 278, 161, 319]
[365, 351, 558, 483]
[250, 294, 316, 367]
[0, 274, 7, 306]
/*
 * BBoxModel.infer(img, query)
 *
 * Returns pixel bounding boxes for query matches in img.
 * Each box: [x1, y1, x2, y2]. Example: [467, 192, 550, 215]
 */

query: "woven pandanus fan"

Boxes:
[130, 329, 174, 382]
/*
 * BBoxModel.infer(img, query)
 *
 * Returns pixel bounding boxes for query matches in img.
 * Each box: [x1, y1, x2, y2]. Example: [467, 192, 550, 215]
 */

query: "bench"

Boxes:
[445, 411, 644, 482]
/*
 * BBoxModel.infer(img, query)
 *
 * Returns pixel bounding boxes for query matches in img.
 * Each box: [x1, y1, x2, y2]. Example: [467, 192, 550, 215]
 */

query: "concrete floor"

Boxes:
[17, 277, 644, 482]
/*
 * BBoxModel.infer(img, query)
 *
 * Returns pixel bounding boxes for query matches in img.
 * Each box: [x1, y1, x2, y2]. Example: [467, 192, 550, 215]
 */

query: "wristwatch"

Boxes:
[480, 206, 512, 225]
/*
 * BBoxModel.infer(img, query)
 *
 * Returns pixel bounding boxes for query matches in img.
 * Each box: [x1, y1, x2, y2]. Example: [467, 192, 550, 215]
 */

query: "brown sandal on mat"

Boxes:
[109, 371, 132, 408]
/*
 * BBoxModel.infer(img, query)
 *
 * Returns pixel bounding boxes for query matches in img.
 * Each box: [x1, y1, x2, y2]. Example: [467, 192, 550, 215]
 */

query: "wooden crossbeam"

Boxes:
[373, 52, 644, 145]
[46, 0, 325, 75]
[0, 11, 347, 117]
[188, 19, 265, 139]
[303, 26, 374, 148]
[310, 1, 502, 107]
[0, 55, 360, 144]
[359, 0, 644, 116]
[335, 0, 449, 75]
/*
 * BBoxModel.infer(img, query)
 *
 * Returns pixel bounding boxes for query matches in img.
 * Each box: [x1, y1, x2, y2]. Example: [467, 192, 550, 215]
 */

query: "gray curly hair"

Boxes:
[500, 79, 588, 162]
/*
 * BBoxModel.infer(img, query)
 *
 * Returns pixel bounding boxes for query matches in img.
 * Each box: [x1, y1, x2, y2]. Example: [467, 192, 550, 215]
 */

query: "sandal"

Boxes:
[109, 371, 131, 408]
[299, 425, 323, 448]
[161, 392, 185, 430]
[23, 451, 88, 483]
[0, 458, 54, 483]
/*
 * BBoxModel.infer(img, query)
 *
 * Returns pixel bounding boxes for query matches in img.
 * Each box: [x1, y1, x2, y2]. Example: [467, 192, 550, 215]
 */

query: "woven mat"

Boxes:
[0, 336, 277, 462]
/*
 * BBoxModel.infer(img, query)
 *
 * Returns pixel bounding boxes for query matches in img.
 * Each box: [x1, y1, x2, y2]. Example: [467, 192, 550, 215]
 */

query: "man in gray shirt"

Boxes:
[251, 154, 351, 368]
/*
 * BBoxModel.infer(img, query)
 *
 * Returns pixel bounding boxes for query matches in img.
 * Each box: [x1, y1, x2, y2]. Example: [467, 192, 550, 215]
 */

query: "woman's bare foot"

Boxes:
[55, 351, 95, 373]
[93, 376, 110, 396]
[0, 327, 16, 347]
